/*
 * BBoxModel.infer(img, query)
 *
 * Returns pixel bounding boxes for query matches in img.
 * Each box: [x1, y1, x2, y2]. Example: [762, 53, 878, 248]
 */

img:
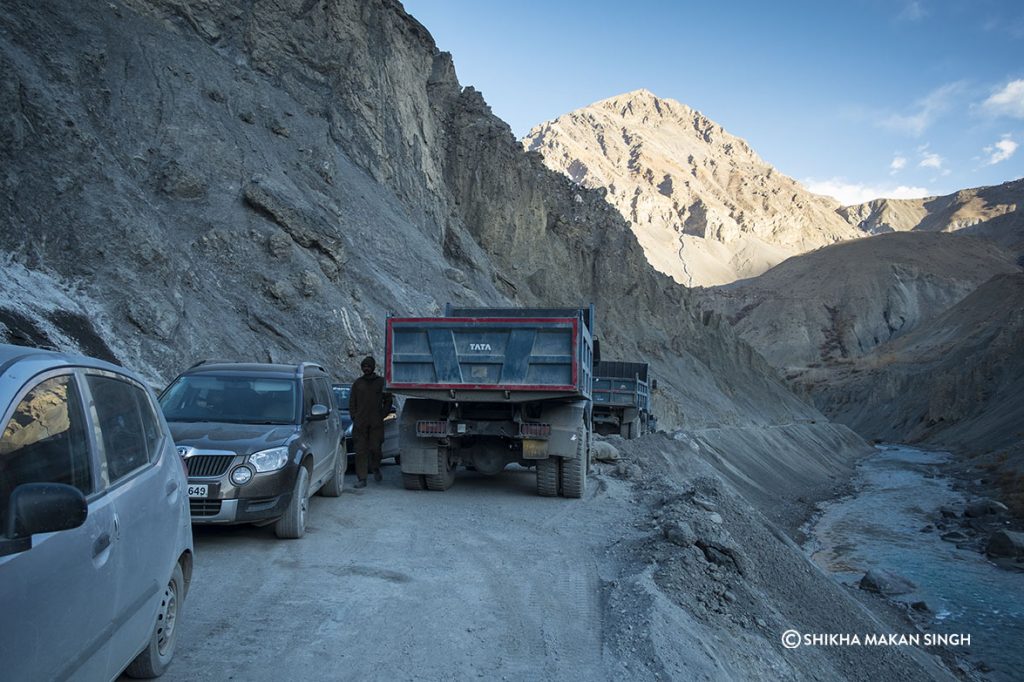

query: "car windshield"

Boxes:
[159, 375, 299, 425]
[332, 385, 350, 410]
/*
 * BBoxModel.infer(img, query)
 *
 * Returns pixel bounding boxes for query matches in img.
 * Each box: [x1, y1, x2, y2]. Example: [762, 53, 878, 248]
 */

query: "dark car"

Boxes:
[333, 382, 400, 464]
[160, 362, 343, 539]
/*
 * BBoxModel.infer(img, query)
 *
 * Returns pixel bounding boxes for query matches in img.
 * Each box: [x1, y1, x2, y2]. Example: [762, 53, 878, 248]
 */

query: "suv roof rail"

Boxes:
[299, 362, 328, 375]
[188, 358, 238, 369]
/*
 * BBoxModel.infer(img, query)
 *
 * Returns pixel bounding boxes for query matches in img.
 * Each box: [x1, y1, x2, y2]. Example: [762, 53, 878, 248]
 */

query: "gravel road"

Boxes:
[156, 463, 640, 681]
[127, 436, 964, 682]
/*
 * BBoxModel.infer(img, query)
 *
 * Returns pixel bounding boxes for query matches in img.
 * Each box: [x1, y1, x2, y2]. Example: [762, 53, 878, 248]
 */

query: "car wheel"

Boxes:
[124, 562, 184, 678]
[319, 448, 344, 497]
[275, 467, 309, 539]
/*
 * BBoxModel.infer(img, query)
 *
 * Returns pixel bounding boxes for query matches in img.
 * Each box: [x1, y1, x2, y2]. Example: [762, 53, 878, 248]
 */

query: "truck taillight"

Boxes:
[417, 420, 448, 436]
[519, 423, 551, 438]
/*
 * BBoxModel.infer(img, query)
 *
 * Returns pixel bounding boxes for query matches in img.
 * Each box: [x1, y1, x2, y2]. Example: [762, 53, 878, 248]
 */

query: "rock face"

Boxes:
[0, 0, 837, 438]
[840, 179, 1024, 255]
[523, 90, 863, 286]
[696, 232, 1019, 368]
[808, 274, 1024, 515]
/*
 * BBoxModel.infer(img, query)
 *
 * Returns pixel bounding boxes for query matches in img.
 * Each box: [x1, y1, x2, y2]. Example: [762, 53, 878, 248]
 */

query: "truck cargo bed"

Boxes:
[386, 315, 593, 402]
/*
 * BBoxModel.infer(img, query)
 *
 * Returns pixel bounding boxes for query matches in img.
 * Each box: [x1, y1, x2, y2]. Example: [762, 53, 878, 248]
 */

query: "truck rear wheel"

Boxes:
[536, 458, 559, 496]
[561, 426, 587, 499]
[425, 447, 455, 491]
[402, 473, 426, 490]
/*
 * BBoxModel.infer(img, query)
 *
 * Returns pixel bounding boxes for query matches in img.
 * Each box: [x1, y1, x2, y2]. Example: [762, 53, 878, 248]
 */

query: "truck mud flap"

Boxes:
[400, 446, 441, 476]
[544, 401, 588, 457]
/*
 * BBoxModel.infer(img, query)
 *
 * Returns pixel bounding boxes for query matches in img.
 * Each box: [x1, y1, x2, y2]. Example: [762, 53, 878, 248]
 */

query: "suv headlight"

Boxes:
[249, 446, 290, 472]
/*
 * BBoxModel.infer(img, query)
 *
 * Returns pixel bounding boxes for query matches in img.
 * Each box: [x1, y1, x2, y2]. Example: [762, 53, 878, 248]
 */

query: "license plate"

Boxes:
[187, 484, 209, 498]
[522, 439, 549, 459]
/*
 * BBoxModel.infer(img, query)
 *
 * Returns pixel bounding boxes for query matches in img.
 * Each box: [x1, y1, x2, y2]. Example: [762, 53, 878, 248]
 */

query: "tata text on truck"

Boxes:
[592, 360, 656, 438]
[385, 305, 595, 498]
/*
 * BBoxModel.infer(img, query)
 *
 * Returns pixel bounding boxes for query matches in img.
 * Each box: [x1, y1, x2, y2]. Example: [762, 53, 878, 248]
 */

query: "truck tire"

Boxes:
[425, 448, 455, 491]
[561, 426, 587, 498]
[402, 473, 426, 490]
[536, 458, 558, 497]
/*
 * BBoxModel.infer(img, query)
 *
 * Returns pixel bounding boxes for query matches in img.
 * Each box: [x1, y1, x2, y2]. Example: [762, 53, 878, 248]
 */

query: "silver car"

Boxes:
[0, 344, 193, 680]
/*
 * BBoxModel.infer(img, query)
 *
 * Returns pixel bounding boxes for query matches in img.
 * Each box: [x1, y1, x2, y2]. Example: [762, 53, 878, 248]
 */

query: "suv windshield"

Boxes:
[160, 375, 299, 425]
[332, 385, 350, 410]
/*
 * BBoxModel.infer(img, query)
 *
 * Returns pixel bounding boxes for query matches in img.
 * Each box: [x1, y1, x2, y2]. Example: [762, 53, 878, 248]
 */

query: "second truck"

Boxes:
[384, 305, 595, 498]
[592, 360, 656, 439]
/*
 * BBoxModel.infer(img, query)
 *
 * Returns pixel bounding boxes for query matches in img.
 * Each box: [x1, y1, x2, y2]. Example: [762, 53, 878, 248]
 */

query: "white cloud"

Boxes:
[984, 135, 1018, 164]
[879, 82, 963, 136]
[890, 155, 907, 173]
[804, 178, 932, 206]
[919, 151, 943, 169]
[898, 1, 927, 22]
[982, 80, 1024, 118]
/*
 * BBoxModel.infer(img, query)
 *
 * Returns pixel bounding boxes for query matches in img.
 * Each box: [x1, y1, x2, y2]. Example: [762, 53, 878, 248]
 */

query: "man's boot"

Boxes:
[355, 479, 367, 488]
[373, 469, 383, 483]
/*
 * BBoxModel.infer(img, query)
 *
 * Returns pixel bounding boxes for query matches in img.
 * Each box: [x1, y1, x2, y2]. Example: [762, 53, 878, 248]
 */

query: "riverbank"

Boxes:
[805, 444, 1023, 681]
[601, 431, 956, 680]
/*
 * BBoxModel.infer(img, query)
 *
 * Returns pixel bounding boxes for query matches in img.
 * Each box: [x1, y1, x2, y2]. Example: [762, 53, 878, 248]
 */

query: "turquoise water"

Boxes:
[806, 444, 1024, 680]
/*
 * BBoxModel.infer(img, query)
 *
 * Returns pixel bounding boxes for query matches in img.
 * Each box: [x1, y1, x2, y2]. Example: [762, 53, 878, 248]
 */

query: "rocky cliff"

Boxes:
[523, 90, 864, 286]
[807, 273, 1024, 513]
[840, 178, 1024, 254]
[0, 0, 834, 436]
[696, 232, 1020, 369]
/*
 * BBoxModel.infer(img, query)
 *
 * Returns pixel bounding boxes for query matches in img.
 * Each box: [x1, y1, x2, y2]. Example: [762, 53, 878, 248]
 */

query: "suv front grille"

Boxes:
[190, 499, 223, 517]
[186, 455, 234, 478]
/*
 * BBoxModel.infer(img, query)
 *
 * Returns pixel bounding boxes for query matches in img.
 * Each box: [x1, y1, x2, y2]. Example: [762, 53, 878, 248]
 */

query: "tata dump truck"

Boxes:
[592, 360, 655, 439]
[385, 305, 595, 498]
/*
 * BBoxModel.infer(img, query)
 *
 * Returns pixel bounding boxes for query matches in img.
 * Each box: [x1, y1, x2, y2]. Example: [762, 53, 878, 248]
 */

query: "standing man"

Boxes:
[349, 355, 392, 488]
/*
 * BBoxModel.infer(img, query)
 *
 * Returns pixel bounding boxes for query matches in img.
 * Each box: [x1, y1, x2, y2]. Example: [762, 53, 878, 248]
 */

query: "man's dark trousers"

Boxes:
[354, 422, 384, 481]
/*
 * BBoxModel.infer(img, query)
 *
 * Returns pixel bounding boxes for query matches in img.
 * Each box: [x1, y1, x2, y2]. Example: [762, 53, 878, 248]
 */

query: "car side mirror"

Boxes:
[1, 483, 88, 558]
[308, 403, 330, 421]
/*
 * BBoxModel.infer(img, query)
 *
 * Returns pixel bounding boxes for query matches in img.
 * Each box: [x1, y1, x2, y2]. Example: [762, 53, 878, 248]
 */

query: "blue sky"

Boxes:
[402, 0, 1024, 204]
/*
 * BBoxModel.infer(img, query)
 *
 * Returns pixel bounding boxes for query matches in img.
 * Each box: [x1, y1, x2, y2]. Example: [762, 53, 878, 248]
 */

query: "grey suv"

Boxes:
[160, 362, 343, 539]
[0, 344, 193, 680]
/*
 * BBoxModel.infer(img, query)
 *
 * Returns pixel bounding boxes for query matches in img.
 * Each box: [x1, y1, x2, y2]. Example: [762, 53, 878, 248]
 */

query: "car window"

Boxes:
[160, 375, 298, 424]
[332, 385, 350, 410]
[312, 378, 331, 409]
[0, 374, 92, 529]
[87, 375, 155, 483]
[302, 378, 316, 417]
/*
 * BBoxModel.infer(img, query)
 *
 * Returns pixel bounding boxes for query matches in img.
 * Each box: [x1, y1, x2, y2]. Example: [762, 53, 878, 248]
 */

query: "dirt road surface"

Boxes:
[137, 435, 962, 682]
[158, 463, 642, 681]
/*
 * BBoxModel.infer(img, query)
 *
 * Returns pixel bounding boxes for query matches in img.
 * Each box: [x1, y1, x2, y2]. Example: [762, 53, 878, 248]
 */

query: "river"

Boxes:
[805, 444, 1023, 680]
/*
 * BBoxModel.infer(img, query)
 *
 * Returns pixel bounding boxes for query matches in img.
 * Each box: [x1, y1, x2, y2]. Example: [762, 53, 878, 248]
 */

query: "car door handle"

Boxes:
[92, 533, 111, 557]
[166, 480, 179, 495]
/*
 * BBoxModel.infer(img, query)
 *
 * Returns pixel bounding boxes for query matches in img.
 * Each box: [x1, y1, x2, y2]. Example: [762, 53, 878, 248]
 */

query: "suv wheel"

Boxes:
[275, 467, 309, 539]
[319, 448, 344, 497]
